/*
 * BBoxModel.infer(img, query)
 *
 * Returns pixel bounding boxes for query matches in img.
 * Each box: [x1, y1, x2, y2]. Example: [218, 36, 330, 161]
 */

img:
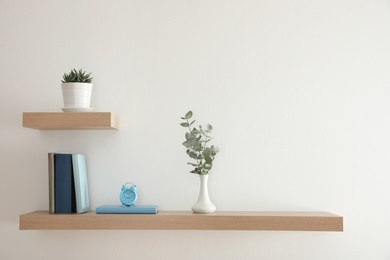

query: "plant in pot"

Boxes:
[61, 69, 93, 112]
[180, 111, 219, 213]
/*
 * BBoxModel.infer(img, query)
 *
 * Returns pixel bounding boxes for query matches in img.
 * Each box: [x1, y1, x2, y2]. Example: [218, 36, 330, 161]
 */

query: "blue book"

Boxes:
[72, 154, 90, 213]
[96, 205, 158, 214]
[54, 154, 76, 213]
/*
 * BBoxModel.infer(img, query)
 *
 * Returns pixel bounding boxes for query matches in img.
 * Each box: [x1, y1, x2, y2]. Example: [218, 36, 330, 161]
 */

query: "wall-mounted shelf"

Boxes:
[23, 112, 119, 130]
[19, 210, 343, 231]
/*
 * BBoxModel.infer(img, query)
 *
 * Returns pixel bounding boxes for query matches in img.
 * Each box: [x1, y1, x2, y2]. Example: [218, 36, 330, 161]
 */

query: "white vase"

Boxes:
[192, 175, 216, 214]
[61, 83, 93, 108]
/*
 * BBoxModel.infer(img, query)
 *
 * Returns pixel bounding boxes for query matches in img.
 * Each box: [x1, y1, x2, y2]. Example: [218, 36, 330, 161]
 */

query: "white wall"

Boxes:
[1, 0, 390, 259]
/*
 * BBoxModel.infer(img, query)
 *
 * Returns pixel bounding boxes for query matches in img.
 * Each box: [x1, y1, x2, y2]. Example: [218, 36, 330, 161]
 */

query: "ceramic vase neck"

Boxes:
[199, 175, 209, 197]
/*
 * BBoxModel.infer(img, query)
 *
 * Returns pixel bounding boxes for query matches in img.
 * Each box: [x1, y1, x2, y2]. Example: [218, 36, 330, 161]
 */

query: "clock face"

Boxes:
[121, 189, 136, 206]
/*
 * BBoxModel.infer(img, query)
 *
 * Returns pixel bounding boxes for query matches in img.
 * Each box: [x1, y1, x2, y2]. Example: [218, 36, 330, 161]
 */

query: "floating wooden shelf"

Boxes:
[23, 112, 119, 130]
[19, 210, 343, 231]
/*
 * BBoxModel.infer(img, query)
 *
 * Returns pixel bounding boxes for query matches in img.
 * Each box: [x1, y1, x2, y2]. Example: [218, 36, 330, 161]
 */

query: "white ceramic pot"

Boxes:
[61, 83, 92, 108]
[192, 175, 216, 214]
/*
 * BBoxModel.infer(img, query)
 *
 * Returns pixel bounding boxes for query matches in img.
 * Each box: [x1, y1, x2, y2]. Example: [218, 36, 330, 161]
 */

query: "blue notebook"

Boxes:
[72, 154, 90, 213]
[96, 205, 158, 214]
[55, 154, 76, 213]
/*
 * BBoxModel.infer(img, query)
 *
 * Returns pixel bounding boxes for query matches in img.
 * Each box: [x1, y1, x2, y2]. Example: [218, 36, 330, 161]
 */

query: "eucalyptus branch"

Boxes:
[180, 111, 219, 175]
[186, 119, 192, 133]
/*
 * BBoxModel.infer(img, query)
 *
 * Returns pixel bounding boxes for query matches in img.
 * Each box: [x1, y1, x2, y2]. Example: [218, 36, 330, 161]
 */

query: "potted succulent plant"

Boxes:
[61, 69, 93, 112]
[180, 111, 219, 213]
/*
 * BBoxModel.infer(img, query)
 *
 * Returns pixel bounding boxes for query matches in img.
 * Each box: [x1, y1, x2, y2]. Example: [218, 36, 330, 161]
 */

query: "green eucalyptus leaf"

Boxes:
[188, 151, 198, 159]
[185, 132, 192, 140]
[193, 141, 202, 151]
[210, 145, 220, 155]
[204, 155, 214, 164]
[199, 128, 206, 136]
[182, 140, 192, 148]
[204, 163, 212, 170]
[185, 111, 193, 119]
[187, 162, 199, 167]
[203, 147, 211, 156]
[183, 136, 196, 148]
[180, 122, 189, 127]
[204, 124, 212, 132]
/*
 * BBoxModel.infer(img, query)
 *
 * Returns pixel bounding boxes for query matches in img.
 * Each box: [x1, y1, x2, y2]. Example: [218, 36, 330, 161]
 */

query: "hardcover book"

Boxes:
[96, 205, 159, 214]
[48, 153, 56, 214]
[54, 154, 76, 213]
[72, 154, 90, 213]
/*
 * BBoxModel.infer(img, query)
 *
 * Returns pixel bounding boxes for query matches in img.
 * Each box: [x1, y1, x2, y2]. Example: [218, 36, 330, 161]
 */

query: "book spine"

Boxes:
[48, 153, 55, 214]
[54, 154, 76, 213]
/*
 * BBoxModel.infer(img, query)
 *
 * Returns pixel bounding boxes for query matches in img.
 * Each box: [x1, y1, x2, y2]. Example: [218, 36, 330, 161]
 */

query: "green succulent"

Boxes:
[62, 69, 93, 83]
[180, 111, 219, 175]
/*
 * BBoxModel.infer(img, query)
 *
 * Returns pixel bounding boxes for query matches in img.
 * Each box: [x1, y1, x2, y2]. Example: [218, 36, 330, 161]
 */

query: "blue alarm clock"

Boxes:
[120, 182, 137, 206]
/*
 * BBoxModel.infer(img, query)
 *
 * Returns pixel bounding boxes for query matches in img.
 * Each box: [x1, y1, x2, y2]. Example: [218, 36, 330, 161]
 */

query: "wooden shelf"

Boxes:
[19, 210, 343, 231]
[23, 112, 119, 130]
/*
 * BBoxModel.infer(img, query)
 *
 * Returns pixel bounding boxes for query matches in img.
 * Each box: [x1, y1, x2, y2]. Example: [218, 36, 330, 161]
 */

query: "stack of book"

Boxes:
[48, 153, 90, 214]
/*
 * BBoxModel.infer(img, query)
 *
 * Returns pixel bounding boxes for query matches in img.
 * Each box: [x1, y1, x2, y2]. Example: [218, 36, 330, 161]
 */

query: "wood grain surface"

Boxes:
[19, 210, 343, 231]
[23, 112, 119, 130]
